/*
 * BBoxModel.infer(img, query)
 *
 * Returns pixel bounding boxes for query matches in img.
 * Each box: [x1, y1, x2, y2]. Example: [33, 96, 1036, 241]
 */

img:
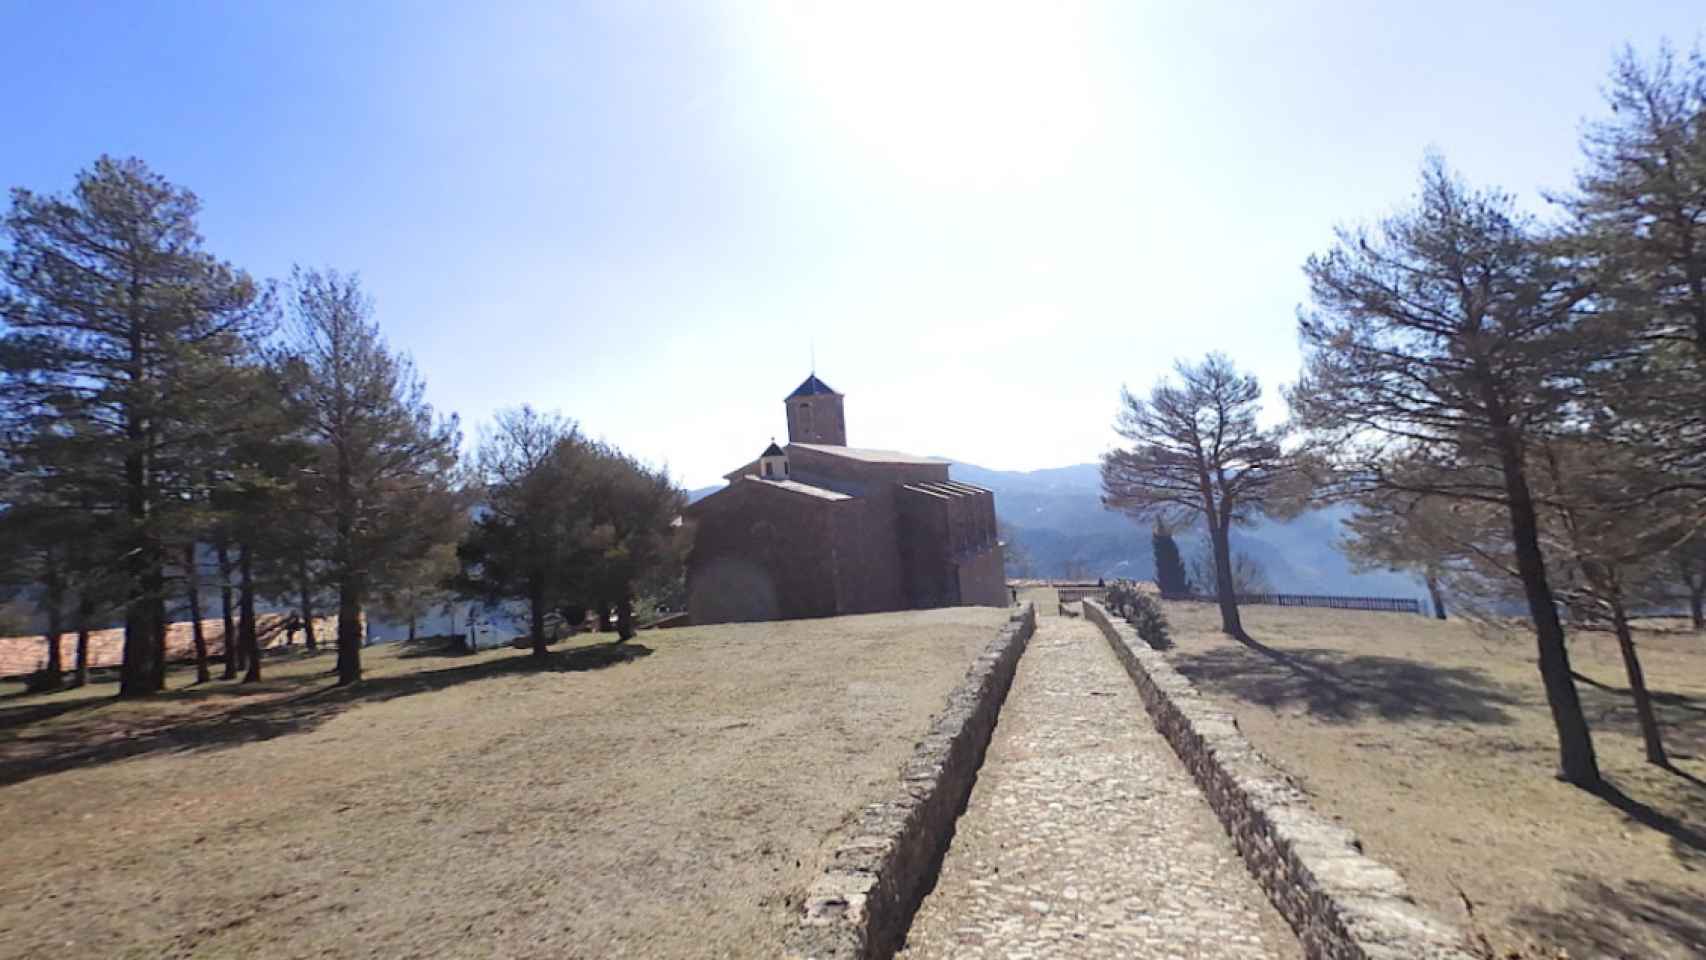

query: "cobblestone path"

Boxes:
[897, 614, 1301, 959]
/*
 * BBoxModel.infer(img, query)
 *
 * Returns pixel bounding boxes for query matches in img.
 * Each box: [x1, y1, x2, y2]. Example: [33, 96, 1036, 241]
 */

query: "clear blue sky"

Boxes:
[3, 2, 1701, 487]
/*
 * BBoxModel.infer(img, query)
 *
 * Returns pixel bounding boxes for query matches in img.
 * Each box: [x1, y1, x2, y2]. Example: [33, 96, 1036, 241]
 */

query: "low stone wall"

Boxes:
[787, 603, 1038, 960]
[1082, 600, 1475, 960]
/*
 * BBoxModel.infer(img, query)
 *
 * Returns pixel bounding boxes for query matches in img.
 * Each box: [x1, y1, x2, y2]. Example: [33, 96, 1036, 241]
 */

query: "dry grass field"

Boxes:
[1164, 601, 1706, 960]
[0, 606, 1006, 959]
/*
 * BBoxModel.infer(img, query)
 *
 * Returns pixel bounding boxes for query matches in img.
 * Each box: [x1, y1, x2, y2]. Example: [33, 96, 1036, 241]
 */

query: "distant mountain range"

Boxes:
[691, 460, 1425, 599]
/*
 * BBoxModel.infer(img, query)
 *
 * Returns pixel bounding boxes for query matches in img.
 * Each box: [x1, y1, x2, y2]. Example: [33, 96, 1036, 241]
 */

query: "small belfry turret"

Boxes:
[758, 440, 789, 480]
[785, 373, 846, 446]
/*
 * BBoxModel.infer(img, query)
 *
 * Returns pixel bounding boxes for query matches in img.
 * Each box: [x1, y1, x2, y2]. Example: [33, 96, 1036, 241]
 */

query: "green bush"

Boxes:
[1127, 591, 1172, 650]
[1102, 579, 1171, 650]
[1105, 578, 1139, 615]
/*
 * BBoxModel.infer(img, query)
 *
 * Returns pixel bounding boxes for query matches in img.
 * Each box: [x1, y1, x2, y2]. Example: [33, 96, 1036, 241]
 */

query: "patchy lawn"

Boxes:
[1163, 601, 1706, 960]
[0, 607, 1006, 959]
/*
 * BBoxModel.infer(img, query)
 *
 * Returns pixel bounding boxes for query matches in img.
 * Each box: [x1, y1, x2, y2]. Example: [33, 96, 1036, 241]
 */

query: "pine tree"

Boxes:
[1339, 491, 1468, 620]
[456, 407, 594, 657]
[276, 268, 460, 684]
[1290, 157, 1604, 787]
[0, 157, 271, 696]
[1532, 437, 1683, 765]
[1101, 354, 1291, 639]
[582, 446, 688, 643]
[1674, 536, 1706, 630]
[1568, 44, 1706, 365]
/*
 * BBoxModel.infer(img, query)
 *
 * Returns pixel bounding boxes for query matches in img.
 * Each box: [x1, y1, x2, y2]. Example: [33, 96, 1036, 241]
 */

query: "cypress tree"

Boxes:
[1151, 522, 1190, 598]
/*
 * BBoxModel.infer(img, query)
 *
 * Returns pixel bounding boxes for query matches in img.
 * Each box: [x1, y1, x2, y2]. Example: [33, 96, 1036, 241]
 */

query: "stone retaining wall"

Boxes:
[1082, 600, 1475, 960]
[787, 603, 1038, 960]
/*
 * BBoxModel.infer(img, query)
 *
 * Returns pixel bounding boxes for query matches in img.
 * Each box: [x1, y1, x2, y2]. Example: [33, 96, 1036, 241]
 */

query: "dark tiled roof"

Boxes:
[787, 374, 839, 398]
[761, 441, 785, 457]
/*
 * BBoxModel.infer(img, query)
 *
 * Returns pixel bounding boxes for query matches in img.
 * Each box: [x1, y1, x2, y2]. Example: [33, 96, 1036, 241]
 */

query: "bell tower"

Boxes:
[785, 373, 846, 446]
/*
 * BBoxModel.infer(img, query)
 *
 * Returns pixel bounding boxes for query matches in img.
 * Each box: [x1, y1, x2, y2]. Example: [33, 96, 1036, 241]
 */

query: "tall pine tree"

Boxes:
[275, 268, 460, 685]
[0, 157, 271, 696]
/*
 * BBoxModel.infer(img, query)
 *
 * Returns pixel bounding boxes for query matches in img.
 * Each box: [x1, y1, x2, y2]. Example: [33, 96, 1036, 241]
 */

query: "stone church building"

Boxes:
[685, 374, 1007, 624]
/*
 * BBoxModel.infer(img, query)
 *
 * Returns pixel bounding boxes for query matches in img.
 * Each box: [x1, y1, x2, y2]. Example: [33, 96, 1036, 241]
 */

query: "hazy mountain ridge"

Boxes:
[951, 462, 1423, 598]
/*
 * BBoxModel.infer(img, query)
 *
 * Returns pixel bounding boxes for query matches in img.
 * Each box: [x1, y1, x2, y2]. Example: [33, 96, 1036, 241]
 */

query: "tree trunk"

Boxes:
[1426, 574, 1447, 621]
[120, 551, 165, 697]
[1691, 588, 1704, 632]
[529, 580, 549, 658]
[332, 465, 364, 684]
[184, 542, 210, 684]
[335, 575, 363, 686]
[40, 549, 65, 689]
[616, 592, 635, 643]
[216, 538, 238, 678]
[298, 559, 318, 652]
[73, 589, 93, 687]
[1493, 430, 1600, 787]
[1610, 602, 1667, 765]
[119, 392, 162, 697]
[407, 616, 417, 643]
[1209, 522, 1245, 639]
[239, 542, 261, 684]
[332, 442, 363, 685]
[151, 593, 168, 691]
[597, 599, 613, 634]
[75, 621, 90, 687]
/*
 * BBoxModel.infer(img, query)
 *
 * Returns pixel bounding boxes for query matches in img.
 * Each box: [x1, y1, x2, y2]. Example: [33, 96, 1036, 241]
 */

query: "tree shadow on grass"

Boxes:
[393, 635, 605, 661]
[0, 643, 652, 789]
[1567, 670, 1706, 860]
[1588, 779, 1706, 868]
[0, 647, 338, 731]
[0, 691, 115, 730]
[397, 637, 478, 659]
[1169, 633, 1523, 725]
[1572, 671, 1706, 764]
[1513, 873, 1706, 959]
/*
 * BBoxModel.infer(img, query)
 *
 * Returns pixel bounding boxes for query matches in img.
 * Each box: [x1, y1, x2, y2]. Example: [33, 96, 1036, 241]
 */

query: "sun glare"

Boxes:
[747, 2, 1103, 190]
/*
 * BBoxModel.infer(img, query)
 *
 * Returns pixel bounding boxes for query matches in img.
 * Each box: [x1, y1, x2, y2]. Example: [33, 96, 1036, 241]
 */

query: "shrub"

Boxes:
[1102, 578, 1171, 650]
[1126, 591, 1172, 650]
[1105, 578, 1140, 616]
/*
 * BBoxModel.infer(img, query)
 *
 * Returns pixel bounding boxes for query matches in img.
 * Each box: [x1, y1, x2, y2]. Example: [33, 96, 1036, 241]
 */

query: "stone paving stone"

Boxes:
[897, 616, 1302, 960]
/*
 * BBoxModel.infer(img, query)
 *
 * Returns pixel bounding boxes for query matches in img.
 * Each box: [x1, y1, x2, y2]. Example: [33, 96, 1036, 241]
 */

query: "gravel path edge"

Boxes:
[1082, 600, 1477, 960]
[786, 603, 1038, 960]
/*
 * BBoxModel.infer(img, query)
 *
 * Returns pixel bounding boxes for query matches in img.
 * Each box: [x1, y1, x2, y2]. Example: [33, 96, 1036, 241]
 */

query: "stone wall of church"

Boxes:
[896, 488, 956, 608]
[829, 498, 900, 614]
[790, 447, 948, 611]
[686, 483, 842, 624]
[896, 485, 1004, 609]
[956, 543, 1009, 607]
